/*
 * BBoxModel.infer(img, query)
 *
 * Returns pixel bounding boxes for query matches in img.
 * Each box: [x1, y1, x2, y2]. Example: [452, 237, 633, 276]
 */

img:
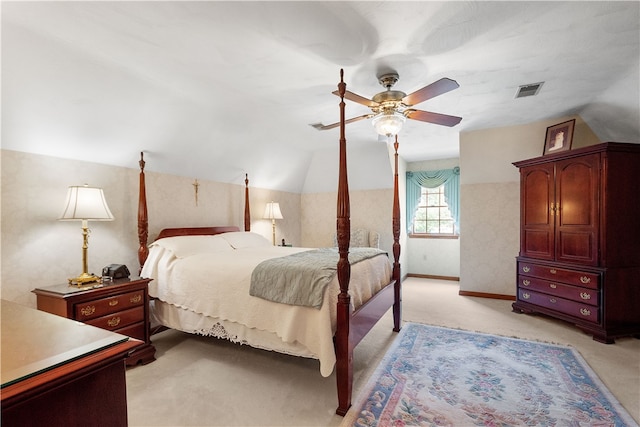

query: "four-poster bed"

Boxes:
[137, 70, 402, 416]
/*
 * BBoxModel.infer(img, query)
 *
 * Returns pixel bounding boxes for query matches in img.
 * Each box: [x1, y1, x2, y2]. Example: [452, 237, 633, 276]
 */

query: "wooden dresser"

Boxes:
[1, 300, 140, 426]
[33, 277, 155, 365]
[512, 142, 640, 343]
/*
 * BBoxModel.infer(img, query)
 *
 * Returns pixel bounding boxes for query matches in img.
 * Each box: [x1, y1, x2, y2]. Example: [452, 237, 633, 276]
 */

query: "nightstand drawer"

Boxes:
[75, 290, 145, 321]
[86, 306, 144, 331]
[518, 275, 599, 306]
[116, 321, 146, 341]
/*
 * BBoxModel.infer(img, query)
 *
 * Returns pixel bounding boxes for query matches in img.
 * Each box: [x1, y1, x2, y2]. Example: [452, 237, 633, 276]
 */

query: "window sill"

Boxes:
[409, 234, 459, 240]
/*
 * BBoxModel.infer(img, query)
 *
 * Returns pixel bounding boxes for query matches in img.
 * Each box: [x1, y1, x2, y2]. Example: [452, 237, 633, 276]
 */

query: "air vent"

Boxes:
[515, 82, 544, 98]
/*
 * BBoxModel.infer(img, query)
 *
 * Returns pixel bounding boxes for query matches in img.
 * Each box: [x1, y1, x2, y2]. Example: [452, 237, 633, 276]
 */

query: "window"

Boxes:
[406, 167, 460, 237]
[410, 185, 457, 236]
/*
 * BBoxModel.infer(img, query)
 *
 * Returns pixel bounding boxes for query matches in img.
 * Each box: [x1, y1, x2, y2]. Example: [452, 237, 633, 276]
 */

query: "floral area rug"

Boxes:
[343, 323, 637, 427]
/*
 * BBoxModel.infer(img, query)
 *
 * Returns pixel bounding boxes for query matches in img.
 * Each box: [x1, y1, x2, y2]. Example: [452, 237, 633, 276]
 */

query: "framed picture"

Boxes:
[543, 119, 575, 155]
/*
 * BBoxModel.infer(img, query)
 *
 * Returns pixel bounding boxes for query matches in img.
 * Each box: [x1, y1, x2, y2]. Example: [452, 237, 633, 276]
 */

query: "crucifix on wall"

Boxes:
[192, 179, 200, 206]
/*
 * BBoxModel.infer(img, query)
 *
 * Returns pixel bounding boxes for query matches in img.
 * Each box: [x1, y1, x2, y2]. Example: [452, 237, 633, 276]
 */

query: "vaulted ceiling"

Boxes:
[2, 1, 639, 193]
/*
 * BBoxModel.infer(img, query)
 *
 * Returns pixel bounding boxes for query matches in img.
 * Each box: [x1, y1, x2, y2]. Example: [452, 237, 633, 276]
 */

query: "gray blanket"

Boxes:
[250, 247, 387, 309]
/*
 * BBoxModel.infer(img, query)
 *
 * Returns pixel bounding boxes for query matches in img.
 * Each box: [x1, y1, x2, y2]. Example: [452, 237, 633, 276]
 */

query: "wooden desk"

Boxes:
[1, 300, 140, 426]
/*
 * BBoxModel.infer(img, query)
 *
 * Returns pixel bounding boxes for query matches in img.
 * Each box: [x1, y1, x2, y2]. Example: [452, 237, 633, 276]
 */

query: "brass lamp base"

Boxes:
[68, 272, 101, 287]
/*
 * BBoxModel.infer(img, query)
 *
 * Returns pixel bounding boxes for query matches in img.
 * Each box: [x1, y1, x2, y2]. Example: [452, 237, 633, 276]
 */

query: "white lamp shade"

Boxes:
[263, 202, 283, 220]
[60, 185, 114, 221]
[372, 111, 406, 136]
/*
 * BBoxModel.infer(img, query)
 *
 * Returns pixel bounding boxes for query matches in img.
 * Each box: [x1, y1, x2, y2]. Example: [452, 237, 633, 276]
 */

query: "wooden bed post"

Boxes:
[335, 69, 353, 417]
[138, 152, 149, 273]
[392, 137, 402, 332]
[244, 174, 250, 232]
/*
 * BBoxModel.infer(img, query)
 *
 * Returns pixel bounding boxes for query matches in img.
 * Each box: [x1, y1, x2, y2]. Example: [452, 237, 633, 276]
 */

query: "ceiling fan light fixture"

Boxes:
[372, 111, 406, 136]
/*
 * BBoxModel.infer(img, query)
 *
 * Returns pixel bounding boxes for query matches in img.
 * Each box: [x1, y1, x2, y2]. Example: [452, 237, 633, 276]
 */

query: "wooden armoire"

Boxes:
[512, 142, 640, 343]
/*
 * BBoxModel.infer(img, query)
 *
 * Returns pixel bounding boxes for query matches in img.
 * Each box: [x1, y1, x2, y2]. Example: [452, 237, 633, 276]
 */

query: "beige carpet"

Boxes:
[126, 278, 639, 426]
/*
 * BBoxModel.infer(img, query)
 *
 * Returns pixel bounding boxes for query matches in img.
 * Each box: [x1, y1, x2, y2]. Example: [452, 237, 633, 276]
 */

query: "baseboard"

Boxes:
[458, 290, 516, 301]
[406, 273, 460, 282]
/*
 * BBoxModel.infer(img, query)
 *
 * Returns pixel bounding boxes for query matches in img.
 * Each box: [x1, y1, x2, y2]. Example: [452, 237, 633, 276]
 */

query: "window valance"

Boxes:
[406, 166, 460, 233]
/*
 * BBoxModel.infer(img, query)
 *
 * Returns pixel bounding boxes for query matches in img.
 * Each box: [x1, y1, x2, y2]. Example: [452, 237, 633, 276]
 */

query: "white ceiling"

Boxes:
[2, 1, 639, 193]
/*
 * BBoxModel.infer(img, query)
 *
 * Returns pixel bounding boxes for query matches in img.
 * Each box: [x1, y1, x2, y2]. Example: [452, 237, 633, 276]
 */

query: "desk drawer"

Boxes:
[86, 306, 144, 331]
[518, 262, 599, 289]
[518, 275, 599, 306]
[518, 289, 599, 323]
[75, 290, 144, 321]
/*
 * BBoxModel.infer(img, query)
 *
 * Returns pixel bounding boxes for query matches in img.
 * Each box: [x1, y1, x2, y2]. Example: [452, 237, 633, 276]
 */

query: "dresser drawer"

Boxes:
[518, 262, 599, 289]
[85, 306, 144, 331]
[518, 289, 599, 323]
[74, 290, 145, 321]
[518, 275, 599, 306]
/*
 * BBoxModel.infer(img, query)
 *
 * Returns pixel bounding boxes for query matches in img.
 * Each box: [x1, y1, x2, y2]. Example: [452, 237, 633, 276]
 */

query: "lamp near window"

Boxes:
[263, 201, 283, 246]
[59, 184, 114, 286]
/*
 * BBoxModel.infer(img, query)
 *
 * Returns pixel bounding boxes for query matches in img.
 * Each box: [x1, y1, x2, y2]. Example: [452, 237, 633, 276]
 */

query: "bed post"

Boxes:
[392, 137, 402, 332]
[335, 69, 353, 417]
[244, 173, 250, 232]
[138, 152, 149, 273]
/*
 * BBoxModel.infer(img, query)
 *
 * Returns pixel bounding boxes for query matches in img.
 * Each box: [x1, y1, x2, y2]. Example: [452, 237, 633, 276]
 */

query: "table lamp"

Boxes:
[59, 184, 114, 285]
[263, 201, 283, 246]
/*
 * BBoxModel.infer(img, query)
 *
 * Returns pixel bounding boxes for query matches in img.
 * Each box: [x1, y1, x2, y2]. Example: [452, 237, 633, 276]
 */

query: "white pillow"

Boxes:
[150, 235, 233, 258]
[220, 231, 271, 249]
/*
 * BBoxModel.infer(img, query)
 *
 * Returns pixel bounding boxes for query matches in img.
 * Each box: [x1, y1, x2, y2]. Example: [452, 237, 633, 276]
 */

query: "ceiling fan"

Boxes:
[312, 72, 462, 136]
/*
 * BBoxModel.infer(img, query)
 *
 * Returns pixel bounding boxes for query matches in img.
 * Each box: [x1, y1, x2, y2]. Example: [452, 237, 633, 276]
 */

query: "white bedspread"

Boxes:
[140, 233, 392, 376]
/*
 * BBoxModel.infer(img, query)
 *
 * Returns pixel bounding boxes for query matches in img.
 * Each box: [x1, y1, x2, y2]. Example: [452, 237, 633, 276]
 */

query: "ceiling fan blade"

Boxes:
[402, 78, 459, 106]
[310, 114, 373, 130]
[332, 90, 379, 108]
[405, 109, 462, 127]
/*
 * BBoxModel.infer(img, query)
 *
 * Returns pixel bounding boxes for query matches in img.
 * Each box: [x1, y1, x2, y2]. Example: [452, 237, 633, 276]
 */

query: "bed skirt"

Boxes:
[150, 299, 319, 360]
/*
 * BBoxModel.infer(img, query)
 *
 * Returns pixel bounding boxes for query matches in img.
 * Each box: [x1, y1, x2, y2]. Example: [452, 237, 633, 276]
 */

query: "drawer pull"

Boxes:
[522, 279, 530, 286]
[580, 292, 591, 300]
[549, 283, 557, 289]
[522, 292, 530, 300]
[107, 317, 121, 327]
[522, 266, 530, 273]
[549, 298, 557, 303]
[580, 276, 591, 284]
[580, 308, 591, 316]
[549, 269, 557, 274]
[130, 295, 142, 304]
[109, 299, 119, 307]
[80, 305, 95, 316]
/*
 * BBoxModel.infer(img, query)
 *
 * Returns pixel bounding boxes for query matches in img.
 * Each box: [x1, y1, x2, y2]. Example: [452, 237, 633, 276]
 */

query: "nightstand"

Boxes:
[33, 277, 156, 366]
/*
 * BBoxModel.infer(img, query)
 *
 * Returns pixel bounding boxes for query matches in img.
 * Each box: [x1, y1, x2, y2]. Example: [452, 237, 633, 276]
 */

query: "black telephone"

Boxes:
[102, 264, 130, 280]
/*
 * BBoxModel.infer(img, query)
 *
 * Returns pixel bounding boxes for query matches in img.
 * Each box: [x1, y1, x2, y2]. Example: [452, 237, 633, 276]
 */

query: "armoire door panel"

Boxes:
[555, 155, 599, 265]
[522, 168, 553, 225]
[520, 164, 554, 259]
[523, 230, 553, 260]
[557, 231, 595, 264]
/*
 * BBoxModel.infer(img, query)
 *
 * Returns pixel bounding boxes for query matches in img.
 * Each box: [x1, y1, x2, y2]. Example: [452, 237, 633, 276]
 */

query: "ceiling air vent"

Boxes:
[515, 82, 544, 98]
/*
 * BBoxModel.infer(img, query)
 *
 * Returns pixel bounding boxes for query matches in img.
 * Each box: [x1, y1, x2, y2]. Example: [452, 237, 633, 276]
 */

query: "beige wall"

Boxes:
[301, 189, 394, 254]
[459, 115, 600, 296]
[0, 150, 300, 307]
[301, 141, 407, 274]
